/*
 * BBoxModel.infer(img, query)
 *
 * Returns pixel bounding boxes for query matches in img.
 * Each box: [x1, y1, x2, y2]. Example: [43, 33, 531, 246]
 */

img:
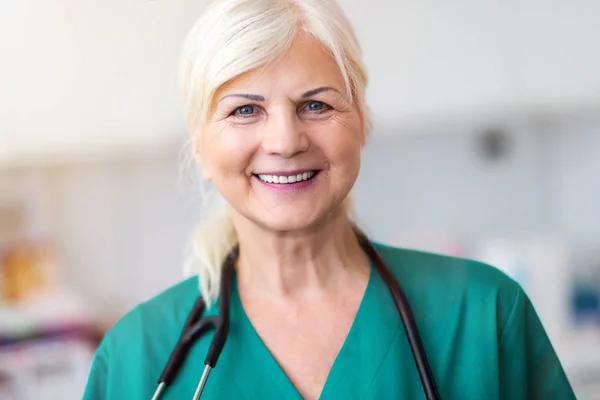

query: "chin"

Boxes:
[255, 210, 322, 233]
[252, 200, 350, 234]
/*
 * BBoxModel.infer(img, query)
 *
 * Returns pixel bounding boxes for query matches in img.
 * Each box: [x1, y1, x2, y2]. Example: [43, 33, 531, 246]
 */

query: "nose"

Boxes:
[261, 108, 309, 158]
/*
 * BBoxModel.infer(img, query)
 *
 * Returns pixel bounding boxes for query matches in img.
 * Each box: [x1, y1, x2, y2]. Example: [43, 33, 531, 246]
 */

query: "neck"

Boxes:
[232, 209, 369, 300]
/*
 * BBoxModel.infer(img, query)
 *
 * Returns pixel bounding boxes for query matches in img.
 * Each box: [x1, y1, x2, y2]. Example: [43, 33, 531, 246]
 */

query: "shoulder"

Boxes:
[83, 276, 201, 399]
[372, 241, 517, 290]
[368, 244, 576, 399]
[372, 241, 521, 329]
[89, 276, 200, 372]
[100, 276, 200, 351]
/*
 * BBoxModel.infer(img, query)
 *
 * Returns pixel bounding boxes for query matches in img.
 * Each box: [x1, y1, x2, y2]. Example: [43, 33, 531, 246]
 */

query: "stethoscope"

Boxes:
[151, 232, 441, 400]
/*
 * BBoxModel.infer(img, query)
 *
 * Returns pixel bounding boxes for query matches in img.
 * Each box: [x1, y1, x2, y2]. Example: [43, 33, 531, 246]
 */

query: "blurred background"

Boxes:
[1, 0, 600, 398]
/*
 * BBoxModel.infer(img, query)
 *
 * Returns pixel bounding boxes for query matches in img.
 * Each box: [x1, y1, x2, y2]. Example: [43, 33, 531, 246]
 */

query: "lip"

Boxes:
[252, 170, 320, 192]
[253, 169, 318, 176]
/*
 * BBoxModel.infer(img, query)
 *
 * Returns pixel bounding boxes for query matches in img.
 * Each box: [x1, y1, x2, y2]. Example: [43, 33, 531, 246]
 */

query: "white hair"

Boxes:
[179, 0, 371, 306]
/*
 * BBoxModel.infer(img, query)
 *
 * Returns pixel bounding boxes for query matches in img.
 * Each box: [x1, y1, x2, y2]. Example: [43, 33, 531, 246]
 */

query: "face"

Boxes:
[199, 35, 365, 233]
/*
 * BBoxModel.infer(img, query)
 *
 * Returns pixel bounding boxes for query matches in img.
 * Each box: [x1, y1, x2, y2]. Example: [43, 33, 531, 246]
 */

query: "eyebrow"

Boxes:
[219, 86, 341, 102]
[302, 86, 340, 98]
[219, 93, 265, 102]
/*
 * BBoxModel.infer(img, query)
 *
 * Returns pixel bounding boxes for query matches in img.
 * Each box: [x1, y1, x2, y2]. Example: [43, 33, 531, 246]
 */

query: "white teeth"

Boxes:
[257, 171, 316, 184]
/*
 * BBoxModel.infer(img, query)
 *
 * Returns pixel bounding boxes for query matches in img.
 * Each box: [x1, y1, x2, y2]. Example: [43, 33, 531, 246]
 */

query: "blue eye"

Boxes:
[306, 101, 325, 111]
[235, 105, 255, 115]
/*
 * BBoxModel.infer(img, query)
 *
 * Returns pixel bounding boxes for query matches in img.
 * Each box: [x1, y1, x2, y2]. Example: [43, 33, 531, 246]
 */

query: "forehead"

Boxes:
[217, 35, 346, 97]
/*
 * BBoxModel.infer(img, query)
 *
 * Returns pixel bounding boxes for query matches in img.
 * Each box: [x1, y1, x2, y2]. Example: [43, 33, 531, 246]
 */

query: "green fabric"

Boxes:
[83, 242, 575, 399]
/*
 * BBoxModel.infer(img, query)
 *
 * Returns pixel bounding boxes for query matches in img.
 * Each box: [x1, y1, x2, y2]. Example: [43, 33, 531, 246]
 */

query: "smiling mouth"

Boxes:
[253, 170, 320, 184]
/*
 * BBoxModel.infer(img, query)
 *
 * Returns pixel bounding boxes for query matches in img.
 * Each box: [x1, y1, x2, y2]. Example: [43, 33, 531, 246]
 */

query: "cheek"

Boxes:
[202, 126, 257, 179]
[320, 117, 363, 169]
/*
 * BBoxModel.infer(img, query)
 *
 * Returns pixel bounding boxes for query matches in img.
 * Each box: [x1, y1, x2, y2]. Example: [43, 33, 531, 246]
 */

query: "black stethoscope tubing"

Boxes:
[152, 234, 441, 400]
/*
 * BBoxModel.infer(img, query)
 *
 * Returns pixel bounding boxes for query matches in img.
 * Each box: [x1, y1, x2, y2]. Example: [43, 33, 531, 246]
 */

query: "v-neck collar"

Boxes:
[219, 262, 401, 399]
[318, 266, 401, 399]
[228, 271, 304, 399]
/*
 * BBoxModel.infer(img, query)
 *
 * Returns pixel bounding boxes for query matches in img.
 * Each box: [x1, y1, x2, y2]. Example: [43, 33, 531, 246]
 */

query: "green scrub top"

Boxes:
[83, 242, 575, 399]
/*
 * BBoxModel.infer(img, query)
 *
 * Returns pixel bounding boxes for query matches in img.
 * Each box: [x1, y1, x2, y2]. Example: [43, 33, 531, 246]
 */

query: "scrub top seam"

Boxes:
[360, 322, 402, 398]
[498, 287, 521, 340]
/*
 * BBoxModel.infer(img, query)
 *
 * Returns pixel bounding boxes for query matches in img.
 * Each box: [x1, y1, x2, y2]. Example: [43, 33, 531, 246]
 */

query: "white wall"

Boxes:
[2, 1, 600, 164]
[42, 154, 200, 320]
[340, 0, 600, 127]
[356, 124, 547, 246]
[357, 115, 600, 254]
[1, 0, 206, 162]
[555, 117, 600, 251]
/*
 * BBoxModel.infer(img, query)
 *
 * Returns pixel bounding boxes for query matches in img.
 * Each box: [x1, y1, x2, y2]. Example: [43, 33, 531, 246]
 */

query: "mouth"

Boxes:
[253, 170, 320, 184]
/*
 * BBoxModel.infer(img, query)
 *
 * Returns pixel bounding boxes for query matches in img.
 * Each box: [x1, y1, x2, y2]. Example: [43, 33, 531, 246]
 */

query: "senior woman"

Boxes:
[83, 0, 575, 399]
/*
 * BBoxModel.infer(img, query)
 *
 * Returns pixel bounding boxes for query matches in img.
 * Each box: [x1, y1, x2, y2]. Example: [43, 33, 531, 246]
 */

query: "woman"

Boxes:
[83, 0, 575, 399]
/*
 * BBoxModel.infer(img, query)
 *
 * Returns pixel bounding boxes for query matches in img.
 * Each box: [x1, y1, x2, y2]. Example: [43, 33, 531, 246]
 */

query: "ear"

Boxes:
[196, 155, 212, 181]
[193, 131, 212, 181]
[201, 164, 212, 181]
